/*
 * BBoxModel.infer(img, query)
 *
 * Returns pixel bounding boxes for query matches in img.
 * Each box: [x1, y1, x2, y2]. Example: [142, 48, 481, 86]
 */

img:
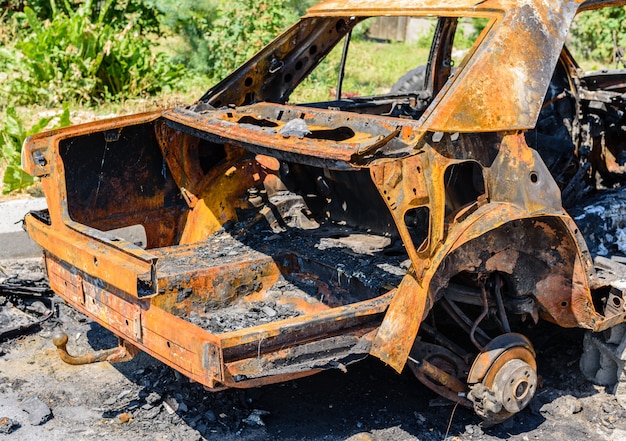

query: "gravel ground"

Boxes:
[2, 258, 626, 441]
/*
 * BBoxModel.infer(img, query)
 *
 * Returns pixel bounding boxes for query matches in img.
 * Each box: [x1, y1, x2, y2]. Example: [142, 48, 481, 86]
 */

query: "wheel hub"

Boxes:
[492, 358, 537, 413]
[467, 333, 538, 425]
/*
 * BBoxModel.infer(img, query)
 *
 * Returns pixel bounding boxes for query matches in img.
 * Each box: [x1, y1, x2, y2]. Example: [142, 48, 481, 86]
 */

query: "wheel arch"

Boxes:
[428, 215, 599, 329]
[370, 208, 600, 372]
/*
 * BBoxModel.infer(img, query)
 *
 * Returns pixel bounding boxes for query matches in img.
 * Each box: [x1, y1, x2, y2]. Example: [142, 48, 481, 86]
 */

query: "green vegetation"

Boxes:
[0, 3, 624, 195]
[292, 39, 430, 103]
[571, 6, 626, 69]
[285, 0, 317, 17]
[344, 41, 426, 95]
[149, 0, 316, 76]
[1, 0, 161, 29]
[0, 0, 178, 106]
[147, 0, 220, 74]
[1, 106, 70, 194]
[204, 0, 297, 81]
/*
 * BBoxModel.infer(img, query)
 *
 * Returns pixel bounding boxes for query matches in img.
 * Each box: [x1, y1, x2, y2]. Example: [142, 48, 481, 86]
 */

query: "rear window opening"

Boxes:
[289, 15, 484, 120]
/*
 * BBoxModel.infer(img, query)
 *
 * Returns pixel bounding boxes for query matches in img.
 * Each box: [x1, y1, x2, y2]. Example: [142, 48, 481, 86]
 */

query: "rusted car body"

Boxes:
[21, 0, 626, 424]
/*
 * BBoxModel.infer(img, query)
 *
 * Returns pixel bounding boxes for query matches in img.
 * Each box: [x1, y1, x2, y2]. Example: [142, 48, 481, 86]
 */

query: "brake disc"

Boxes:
[467, 333, 537, 425]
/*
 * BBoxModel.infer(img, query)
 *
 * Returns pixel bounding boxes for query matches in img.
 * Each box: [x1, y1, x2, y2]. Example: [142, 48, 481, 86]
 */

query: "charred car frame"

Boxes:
[21, 0, 626, 425]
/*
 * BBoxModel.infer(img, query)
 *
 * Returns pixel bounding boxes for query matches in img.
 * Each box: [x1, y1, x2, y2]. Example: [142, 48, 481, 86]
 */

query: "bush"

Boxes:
[6, 0, 160, 32]
[150, 0, 311, 76]
[285, 0, 317, 17]
[0, 0, 23, 13]
[0, 10, 17, 69]
[570, 6, 626, 65]
[148, 0, 220, 74]
[1, 106, 70, 194]
[0, 0, 180, 106]
[204, 0, 296, 80]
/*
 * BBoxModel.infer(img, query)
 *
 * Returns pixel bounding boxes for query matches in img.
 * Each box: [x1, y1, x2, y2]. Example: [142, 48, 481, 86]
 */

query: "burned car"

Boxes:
[20, 0, 626, 425]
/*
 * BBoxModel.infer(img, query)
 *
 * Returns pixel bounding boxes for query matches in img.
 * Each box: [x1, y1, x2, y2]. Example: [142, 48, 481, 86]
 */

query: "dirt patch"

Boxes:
[1, 257, 626, 441]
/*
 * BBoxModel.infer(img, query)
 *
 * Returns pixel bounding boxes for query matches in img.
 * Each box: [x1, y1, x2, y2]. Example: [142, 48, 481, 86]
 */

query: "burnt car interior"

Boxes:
[21, 3, 626, 426]
[50, 10, 625, 362]
[46, 14, 484, 358]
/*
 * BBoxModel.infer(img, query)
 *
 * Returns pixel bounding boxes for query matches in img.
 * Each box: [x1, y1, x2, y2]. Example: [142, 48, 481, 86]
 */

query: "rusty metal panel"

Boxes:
[423, 1, 580, 132]
[306, 0, 499, 15]
[204, 342, 224, 382]
[47, 258, 85, 306]
[579, 0, 626, 11]
[18, 0, 626, 426]
[45, 251, 223, 386]
[22, 111, 163, 178]
[46, 255, 145, 341]
[26, 216, 155, 297]
[164, 103, 421, 169]
[82, 279, 144, 342]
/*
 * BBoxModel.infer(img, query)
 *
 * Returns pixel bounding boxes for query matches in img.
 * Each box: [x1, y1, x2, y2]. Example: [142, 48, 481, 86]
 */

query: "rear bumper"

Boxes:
[27, 214, 391, 388]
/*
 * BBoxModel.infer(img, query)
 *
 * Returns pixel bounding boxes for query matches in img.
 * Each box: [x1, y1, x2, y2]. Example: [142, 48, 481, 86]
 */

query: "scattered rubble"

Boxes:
[186, 290, 303, 333]
[20, 396, 52, 426]
[242, 409, 270, 427]
[175, 221, 405, 334]
[0, 260, 53, 341]
[0, 417, 19, 434]
[538, 395, 583, 418]
[1, 256, 626, 440]
[238, 221, 406, 295]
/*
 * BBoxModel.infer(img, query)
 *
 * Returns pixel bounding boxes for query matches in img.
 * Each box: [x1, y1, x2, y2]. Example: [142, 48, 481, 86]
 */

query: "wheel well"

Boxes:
[428, 216, 590, 328]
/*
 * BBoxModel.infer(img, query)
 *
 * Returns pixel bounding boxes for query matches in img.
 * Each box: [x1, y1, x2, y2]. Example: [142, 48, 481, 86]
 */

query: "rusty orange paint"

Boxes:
[19, 0, 626, 421]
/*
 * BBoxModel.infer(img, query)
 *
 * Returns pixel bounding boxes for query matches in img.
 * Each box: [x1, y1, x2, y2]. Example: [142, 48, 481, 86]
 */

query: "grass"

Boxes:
[0, 33, 614, 200]
[290, 39, 431, 103]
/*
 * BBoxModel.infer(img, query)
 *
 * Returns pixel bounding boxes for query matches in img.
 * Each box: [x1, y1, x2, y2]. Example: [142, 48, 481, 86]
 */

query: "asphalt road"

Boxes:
[0, 198, 47, 260]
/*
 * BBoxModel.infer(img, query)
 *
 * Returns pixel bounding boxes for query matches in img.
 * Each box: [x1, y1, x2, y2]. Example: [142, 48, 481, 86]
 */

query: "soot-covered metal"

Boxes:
[20, 0, 626, 426]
